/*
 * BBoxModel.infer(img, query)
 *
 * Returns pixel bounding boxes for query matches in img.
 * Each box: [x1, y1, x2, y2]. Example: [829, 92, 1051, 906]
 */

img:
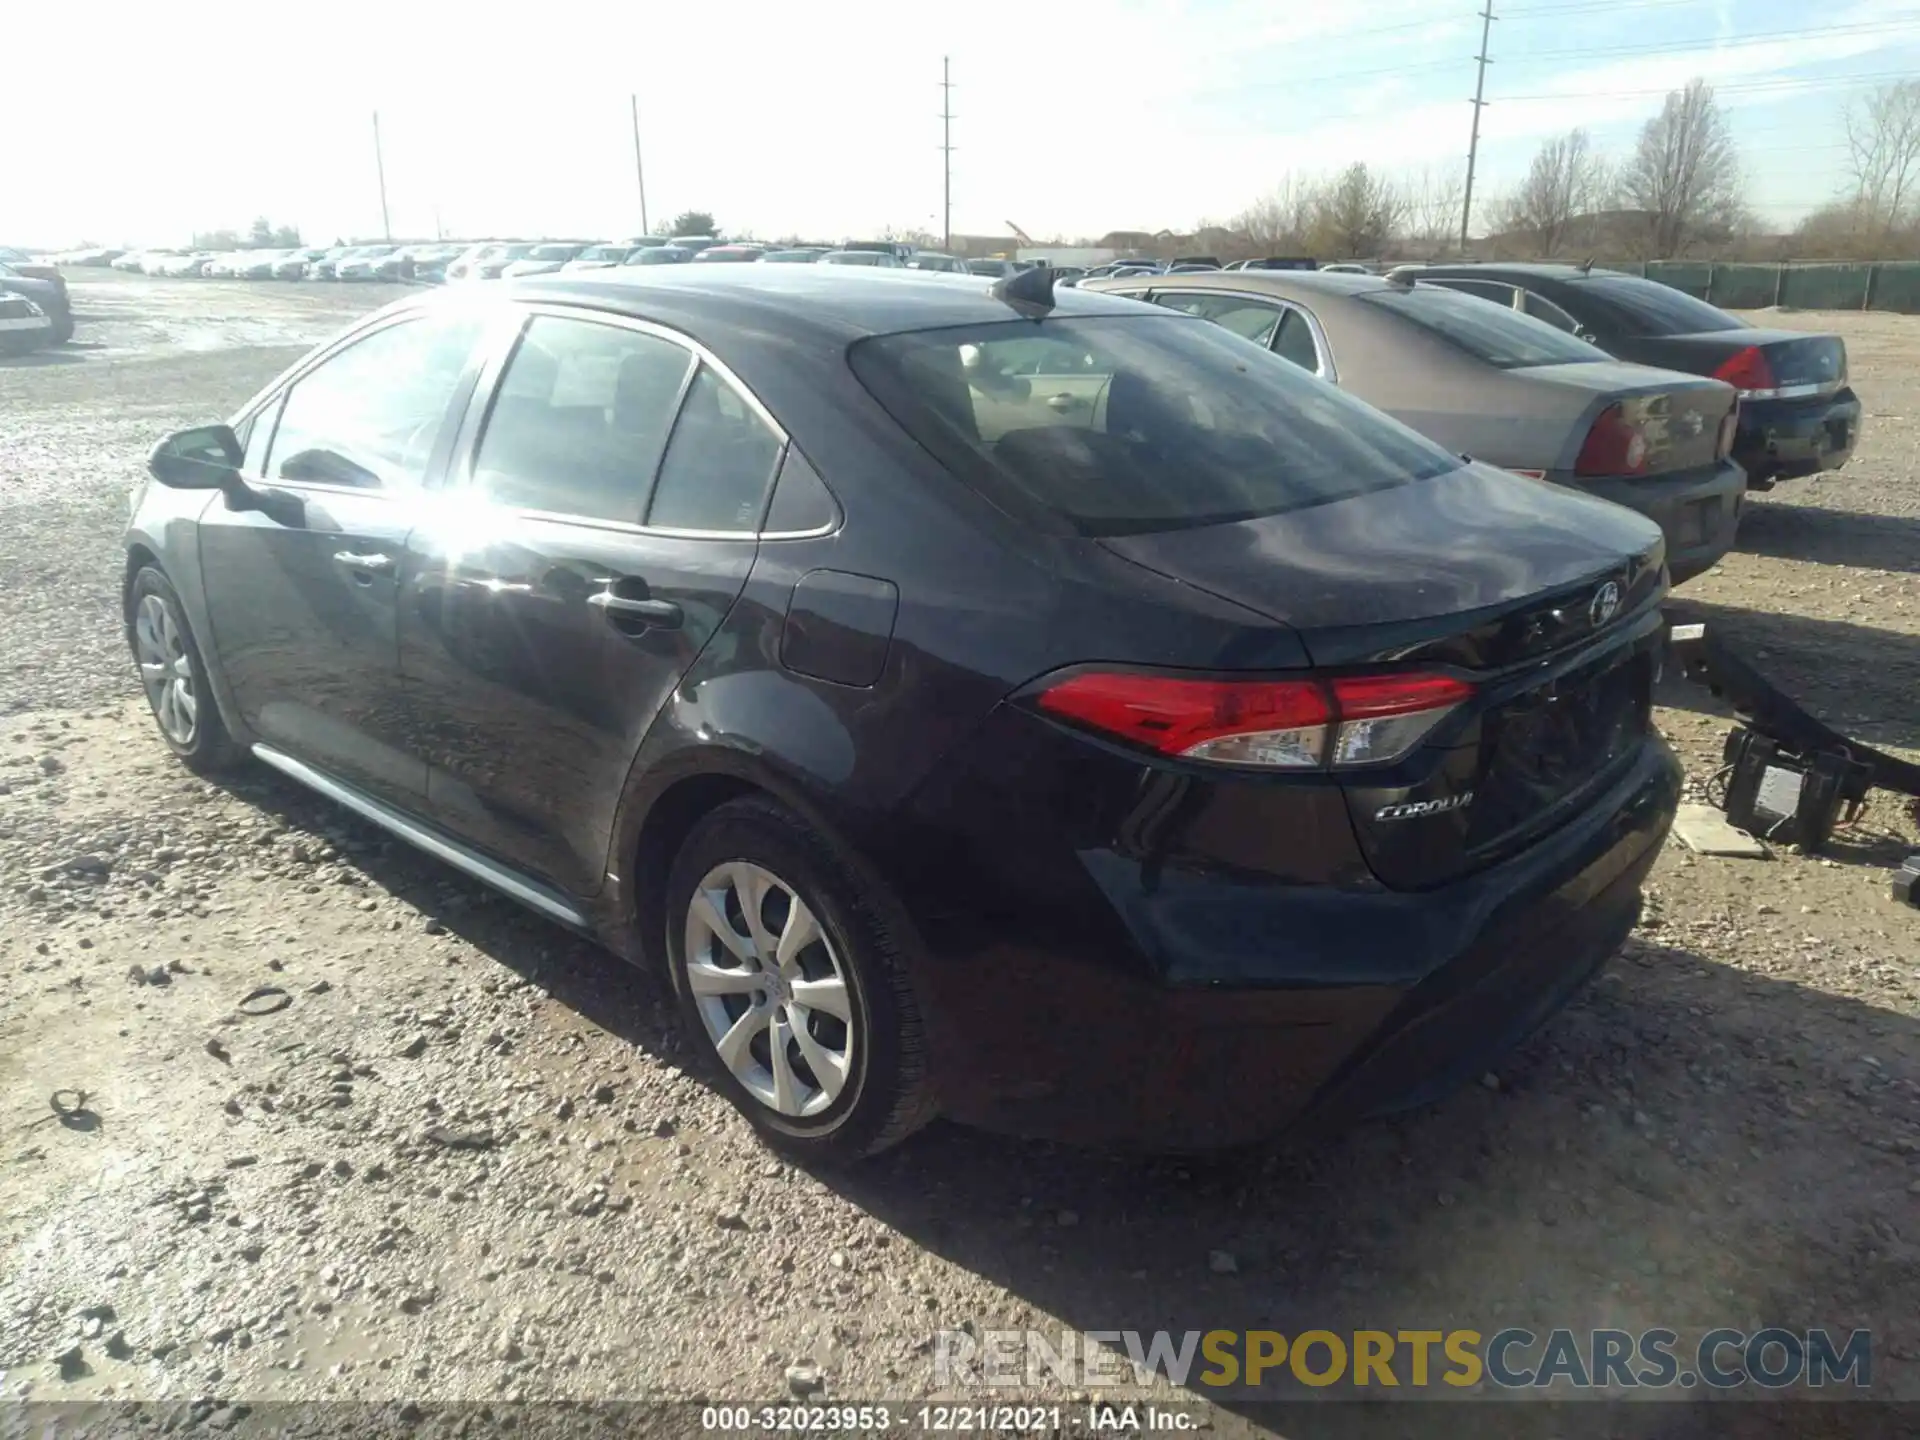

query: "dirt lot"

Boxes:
[1, 273, 1916, 1430]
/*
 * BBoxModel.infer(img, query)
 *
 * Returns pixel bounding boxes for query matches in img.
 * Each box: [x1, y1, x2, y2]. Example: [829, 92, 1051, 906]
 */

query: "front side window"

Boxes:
[646, 366, 784, 532]
[1359, 285, 1607, 369]
[851, 314, 1462, 536]
[472, 316, 693, 523]
[265, 311, 484, 490]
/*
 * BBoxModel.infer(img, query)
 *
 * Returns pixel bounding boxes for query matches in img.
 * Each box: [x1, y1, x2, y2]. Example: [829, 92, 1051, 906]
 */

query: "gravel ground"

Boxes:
[1, 275, 1916, 1431]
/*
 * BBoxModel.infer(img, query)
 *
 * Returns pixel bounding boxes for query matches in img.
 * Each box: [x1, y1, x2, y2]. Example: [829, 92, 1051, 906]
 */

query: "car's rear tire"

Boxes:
[49, 310, 74, 344]
[664, 796, 936, 1163]
[127, 566, 244, 775]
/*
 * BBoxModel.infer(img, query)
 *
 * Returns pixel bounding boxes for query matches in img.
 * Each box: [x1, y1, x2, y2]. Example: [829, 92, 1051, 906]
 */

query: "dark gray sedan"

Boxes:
[1085, 269, 1745, 582]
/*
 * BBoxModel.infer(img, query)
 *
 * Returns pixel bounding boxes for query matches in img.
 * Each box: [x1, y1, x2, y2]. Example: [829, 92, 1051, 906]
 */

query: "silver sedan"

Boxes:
[1084, 269, 1746, 583]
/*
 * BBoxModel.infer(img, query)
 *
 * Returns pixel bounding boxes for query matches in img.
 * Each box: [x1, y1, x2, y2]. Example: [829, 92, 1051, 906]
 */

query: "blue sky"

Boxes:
[6, 0, 1917, 246]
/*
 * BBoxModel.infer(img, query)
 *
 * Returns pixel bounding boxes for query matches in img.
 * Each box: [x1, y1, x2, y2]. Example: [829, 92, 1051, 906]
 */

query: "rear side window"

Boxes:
[1523, 290, 1579, 332]
[1273, 311, 1321, 372]
[1570, 275, 1745, 335]
[1154, 293, 1285, 347]
[1429, 278, 1519, 307]
[646, 366, 784, 532]
[1359, 285, 1607, 369]
[473, 316, 693, 522]
[849, 314, 1461, 536]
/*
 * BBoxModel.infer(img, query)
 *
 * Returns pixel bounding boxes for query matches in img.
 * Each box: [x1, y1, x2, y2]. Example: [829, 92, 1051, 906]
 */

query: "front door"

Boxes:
[198, 309, 486, 804]
[399, 309, 781, 896]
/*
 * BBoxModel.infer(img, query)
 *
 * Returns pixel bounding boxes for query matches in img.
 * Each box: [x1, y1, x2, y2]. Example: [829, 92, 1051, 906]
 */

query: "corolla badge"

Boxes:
[1589, 580, 1622, 629]
[1375, 792, 1474, 821]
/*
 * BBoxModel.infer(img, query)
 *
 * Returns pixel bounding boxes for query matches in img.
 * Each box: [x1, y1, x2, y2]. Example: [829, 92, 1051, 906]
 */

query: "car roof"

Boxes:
[1088, 268, 1392, 298]
[499, 264, 1149, 343]
[1400, 261, 1617, 281]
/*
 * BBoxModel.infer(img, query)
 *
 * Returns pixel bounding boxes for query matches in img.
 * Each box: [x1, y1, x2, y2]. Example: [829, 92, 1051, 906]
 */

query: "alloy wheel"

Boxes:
[684, 861, 855, 1118]
[134, 593, 197, 745]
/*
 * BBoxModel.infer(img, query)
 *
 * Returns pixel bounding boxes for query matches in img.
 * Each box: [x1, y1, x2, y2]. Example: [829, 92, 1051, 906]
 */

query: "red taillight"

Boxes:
[1034, 670, 1471, 770]
[1327, 673, 1475, 766]
[1574, 403, 1649, 478]
[1713, 345, 1777, 396]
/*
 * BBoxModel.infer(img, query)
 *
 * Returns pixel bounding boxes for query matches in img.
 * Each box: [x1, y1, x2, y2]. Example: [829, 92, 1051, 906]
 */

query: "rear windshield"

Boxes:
[1571, 275, 1744, 335]
[850, 315, 1462, 536]
[1360, 285, 1607, 368]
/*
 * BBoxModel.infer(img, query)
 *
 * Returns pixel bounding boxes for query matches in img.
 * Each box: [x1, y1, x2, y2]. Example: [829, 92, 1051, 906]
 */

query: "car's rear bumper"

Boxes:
[1573, 458, 1746, 584]
[914, 738, 1680, 1149]
[1734, 388, 1860, 483]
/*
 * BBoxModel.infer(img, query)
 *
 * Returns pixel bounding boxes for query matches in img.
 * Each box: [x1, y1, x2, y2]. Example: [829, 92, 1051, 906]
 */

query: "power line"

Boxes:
[1500, 68, 1920, 102]
[1508, 18, 1920, 63]
[1224, 21, 1920, 96]
[1502, 0, 1711, 14]
[1297, 0, 1708, 46]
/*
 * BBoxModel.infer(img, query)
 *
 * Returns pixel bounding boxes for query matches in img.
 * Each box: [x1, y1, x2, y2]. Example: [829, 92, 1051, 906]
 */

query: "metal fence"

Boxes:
[1589, 260, 1920, 314]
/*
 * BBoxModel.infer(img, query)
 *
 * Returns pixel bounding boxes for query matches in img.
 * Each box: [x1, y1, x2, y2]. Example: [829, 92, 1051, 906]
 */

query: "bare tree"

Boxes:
[1617, 78, 1742, 257]
[1843, 80, 1920, 242]
[1492, 129, 1607, 257]
[1228, 176, 1320, 254]
[1401, 163, 1467, 255]
[1308, 164, 1404, 258]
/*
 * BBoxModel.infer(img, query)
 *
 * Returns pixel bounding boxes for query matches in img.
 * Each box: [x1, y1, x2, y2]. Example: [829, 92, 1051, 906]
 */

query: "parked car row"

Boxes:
[93, 238, 1068, 284]
[0, 247, 75, 352]
[128, 262, 1699, 1158]
[1080, 261, 1857, 577]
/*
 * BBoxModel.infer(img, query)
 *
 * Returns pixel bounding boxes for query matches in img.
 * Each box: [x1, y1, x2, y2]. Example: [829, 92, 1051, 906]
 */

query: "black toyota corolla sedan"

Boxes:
[1397, 263, 1860, 490]
[126, 266, 1681, 1160]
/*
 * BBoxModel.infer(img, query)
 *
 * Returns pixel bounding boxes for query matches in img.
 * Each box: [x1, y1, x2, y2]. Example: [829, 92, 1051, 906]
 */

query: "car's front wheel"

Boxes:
[127, 566, 244, 774]
[665, 797, 935, 1162]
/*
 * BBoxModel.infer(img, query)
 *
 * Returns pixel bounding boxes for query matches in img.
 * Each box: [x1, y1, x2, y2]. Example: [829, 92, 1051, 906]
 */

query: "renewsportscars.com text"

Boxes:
[935, 1326, 1872, 1391]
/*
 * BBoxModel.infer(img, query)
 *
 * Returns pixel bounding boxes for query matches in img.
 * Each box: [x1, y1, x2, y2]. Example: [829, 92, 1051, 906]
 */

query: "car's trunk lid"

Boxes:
[1099, 463, 1666, 887]
[1621, 328, 1848, 399]
[1516, 362, 1737, 476]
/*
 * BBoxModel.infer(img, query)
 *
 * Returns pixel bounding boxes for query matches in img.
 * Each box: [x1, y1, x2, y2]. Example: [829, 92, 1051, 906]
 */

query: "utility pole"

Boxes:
[630, 94, 650, 236]
[372, 111, 392, 242]
[1459, 1, 1495, 255]
[940, 57, 955, 251]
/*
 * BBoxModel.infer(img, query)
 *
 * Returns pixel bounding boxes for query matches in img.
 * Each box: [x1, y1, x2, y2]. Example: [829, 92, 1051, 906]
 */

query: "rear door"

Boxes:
[398, 306, 781, 896]
[199, 307, 486, 805]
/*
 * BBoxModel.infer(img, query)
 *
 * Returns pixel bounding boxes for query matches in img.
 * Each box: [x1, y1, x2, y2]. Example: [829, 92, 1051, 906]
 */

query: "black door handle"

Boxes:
[587, 590, 683, 630]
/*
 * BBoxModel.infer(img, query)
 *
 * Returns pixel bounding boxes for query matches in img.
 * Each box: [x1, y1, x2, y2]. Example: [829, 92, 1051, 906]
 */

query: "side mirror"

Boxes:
[148, 424, 243, 490]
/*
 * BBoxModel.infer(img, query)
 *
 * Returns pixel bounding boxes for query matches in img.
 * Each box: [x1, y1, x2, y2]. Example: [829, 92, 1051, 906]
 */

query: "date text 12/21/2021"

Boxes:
[699, 1405, 1198, 1433]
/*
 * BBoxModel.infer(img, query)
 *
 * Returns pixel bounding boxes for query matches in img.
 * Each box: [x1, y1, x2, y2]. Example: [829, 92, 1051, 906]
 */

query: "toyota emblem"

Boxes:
[1589, 580, 1622, 629]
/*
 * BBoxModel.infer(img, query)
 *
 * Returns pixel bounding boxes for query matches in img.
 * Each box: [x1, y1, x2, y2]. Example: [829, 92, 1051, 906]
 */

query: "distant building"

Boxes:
[945, 233, 1023, 259]
[1015, 247, 1117, 268]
